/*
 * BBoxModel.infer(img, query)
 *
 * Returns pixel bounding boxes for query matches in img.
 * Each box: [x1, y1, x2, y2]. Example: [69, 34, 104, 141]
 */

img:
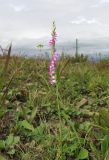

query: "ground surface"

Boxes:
[0, 56, 109, 160]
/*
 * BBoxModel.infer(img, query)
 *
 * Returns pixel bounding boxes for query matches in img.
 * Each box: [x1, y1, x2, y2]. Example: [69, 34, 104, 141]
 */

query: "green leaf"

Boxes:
[70, 143, 78, 152]
[20, 120, 34, 131]
[0, 108, 7, 118]
[13, 136, 20, 145]
[0, 140, 5, 149]
[101, 135, 109, 154]
[21, 153, 31, 160]
[0, 155, 6, 160]
[30, 107, 37, 122]
[77, 148, 88, 159]
[7, 148, 15, 155]
[105, 150, 109, 160]
[5, 134, 20, 148]
[99, 108, 109, 128]
[6, 134, 14, 146]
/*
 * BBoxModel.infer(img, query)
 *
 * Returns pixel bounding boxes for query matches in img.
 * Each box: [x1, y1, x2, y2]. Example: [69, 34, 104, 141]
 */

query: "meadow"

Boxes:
[0, 52, 109, 160]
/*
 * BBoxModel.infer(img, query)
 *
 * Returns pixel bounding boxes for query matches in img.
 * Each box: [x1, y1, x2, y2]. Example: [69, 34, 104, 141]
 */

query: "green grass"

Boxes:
[0, 55, 109, 159]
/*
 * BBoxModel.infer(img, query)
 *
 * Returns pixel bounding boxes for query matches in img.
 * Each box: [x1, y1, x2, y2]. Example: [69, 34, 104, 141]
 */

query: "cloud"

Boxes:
[9, 4, 26, 12]
[100, 0, 109, 4]
[0, 0, 108, 44]
[91, 0, 109, 8]
[17, 31, 49, 39]
[71, 18, 100, 25]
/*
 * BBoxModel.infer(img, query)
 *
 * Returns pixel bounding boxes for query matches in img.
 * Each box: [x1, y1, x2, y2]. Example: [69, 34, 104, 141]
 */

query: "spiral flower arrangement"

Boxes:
[49, 22, 59, 85]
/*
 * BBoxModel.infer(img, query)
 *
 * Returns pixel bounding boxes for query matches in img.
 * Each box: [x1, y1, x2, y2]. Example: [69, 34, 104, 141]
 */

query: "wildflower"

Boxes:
[49, 49, 59, 84]
[49, 22, 59, 85]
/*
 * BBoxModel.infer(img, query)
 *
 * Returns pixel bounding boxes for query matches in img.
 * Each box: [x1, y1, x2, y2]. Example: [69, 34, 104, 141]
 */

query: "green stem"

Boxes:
[56, 82, 63, 159]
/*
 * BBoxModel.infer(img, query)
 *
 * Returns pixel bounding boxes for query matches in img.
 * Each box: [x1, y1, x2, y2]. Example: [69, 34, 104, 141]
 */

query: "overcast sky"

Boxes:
[0, 0, 109, 45]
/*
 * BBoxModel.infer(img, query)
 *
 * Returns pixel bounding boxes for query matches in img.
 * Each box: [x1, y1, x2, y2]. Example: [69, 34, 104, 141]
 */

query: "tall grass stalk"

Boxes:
[56, 82, 63, 159]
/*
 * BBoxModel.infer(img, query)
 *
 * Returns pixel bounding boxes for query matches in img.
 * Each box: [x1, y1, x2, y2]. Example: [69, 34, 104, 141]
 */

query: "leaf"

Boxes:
[70, 143, 78, 152]
[5, 134, 20, 148]
[7, 148, 15, 155]
[21, 153, 31, 160]
[0, 155, 6, 160]
[20, 120, 34, 131]
[30, 107, 37, 122]
[13, 136, 20, 145]
[99, 108, 109, 128]
[0, 140, 5, 149]
[6, 134, 14, 146]
[104, 150, 109, 160]
[77, 148, 88, 159]
[101, 135, 109, 154]
[0, 109, 6, 118]
[32, 123, 46, 142]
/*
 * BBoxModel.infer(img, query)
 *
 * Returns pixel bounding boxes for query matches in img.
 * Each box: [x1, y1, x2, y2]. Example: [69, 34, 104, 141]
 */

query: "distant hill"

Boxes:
[1, 37, 109, 60]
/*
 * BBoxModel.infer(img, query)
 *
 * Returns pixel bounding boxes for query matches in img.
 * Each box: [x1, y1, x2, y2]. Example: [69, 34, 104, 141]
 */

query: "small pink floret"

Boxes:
[50, 79, 56, 84]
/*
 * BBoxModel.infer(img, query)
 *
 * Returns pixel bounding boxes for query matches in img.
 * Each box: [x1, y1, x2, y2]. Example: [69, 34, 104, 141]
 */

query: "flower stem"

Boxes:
[56, 82, 63, 159]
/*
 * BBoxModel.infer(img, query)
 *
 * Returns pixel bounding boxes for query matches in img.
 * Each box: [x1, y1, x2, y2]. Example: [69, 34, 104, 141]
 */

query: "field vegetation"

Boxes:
[0, 50, 109, 160]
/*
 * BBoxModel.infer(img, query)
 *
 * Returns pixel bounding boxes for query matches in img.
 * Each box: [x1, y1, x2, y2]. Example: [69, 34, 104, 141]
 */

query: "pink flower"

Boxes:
[49, 31, 57, 46]
[50, 79, 56, 84]
[49, 22, 59, 85]
[49, 53, 58, 84]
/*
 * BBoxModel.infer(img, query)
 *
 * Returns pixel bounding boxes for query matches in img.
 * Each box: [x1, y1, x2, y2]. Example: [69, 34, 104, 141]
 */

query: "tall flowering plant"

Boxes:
[49, 22, 62, 157]
[49, 22, 59, 85]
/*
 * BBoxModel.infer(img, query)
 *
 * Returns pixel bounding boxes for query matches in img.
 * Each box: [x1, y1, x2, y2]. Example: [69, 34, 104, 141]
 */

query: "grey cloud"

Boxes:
[100, 0, 109, 4]
[0, 0, 109, 46]
[9, 4, 27, 12]
[91, 0, 109, 7]
[71, 17, 101, 25]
